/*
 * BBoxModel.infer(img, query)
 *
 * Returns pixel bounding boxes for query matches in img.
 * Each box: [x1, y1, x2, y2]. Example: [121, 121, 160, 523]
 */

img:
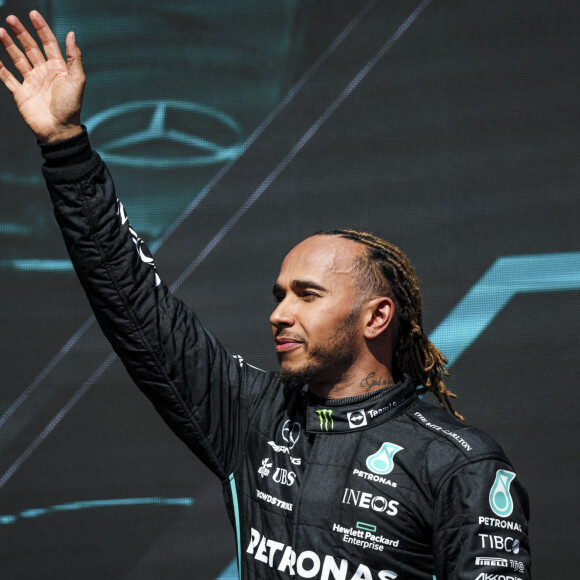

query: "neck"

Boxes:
[308, 361, 395, 400]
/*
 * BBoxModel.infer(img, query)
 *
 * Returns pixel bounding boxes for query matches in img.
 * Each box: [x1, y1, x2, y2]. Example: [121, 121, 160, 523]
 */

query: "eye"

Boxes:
[300, 290, 319, 301]
[273, 293, 285, 303]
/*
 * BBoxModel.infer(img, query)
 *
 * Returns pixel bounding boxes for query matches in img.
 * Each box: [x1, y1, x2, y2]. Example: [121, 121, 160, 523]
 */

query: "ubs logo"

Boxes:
[273, 468, 296, 487]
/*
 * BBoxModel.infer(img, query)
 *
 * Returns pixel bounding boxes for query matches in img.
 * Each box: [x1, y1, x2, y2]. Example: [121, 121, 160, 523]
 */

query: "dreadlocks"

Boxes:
[317, 229, 464, 421]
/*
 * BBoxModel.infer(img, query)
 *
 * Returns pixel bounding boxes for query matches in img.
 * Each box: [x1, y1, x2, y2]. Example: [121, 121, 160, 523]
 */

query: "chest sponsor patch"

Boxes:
[267, 419, 303, 465]
[255, 489, 293, 511]
[352, 468, 397, 488]
[478, 516, 522, 533]
[342, 488, 399, 516]
[479, 534, 521, 554]
[366, 443, 403, 476]
[332, 522, 399, 552]
[246, 527, 398, 578]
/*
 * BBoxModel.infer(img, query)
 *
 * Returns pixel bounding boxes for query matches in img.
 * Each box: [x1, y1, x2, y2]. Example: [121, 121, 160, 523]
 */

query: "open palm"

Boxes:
[0, 11, 85, 143]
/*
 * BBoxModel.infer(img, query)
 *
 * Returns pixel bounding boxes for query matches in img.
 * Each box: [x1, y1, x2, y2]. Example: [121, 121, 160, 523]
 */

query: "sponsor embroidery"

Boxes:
[347, 410, 368, 429]
[332, 522, 399, 552]
[247, 527, 398, 578]
[342, 488, 399, 516]
[413, 411, 473, 451]
[367, 401, 398, 419]
[352, 468, 397, 488]
[478, 516, 523, 533]
[489, 469, 516, 517]
[117, 199, 160, 287]
[272, 467, 296, 486]
[258, 458, 272, 479]
[478, 534, 521, 554]
[316, 409, 334, 431]
[267, 442, 302, 465]
[366, 443, 403, 476]
[282, 420, 301, 449]
[267, 420, 303, 465]
[255, 490, 293, 512]
[475, 556, 508, 567]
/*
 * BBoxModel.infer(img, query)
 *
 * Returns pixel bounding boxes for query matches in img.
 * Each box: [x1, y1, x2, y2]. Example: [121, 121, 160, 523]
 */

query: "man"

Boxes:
[0, 12, 531, 579]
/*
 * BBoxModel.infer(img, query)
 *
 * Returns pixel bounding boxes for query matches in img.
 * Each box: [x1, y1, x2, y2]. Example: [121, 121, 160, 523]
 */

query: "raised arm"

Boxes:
[1, 11, 272, 480]
[0, 10, 84, 142]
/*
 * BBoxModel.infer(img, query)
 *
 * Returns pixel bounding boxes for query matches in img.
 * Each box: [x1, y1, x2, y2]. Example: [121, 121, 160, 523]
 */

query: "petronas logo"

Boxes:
[366, 442, 403, 475]
[316, 409, 334, 431]
[489, 469, 516, 517]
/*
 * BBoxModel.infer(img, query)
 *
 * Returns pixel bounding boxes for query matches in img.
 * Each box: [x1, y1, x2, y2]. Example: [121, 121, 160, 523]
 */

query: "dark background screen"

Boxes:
[1, 1, 578, 578]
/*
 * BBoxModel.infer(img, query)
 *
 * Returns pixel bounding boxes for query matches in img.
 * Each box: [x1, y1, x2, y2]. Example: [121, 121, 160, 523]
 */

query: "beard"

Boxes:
[279, 309, 360, 390]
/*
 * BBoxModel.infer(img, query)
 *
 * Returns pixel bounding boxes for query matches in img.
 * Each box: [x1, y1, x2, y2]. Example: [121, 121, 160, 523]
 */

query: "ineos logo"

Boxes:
[342, 487, 399, 517]
[85, 100, 244, 168]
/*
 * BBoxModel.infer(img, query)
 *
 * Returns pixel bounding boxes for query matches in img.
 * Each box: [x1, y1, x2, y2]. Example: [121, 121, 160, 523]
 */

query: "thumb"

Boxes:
[65, 31, 85, 82]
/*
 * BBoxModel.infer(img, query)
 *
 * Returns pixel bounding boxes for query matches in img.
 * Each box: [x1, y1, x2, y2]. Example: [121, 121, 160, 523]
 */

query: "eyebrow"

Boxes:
[272, 279, 328, 294]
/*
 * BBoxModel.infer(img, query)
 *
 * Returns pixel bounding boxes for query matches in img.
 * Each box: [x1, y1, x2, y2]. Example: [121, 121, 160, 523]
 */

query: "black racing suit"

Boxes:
[40, 130, 531, 580]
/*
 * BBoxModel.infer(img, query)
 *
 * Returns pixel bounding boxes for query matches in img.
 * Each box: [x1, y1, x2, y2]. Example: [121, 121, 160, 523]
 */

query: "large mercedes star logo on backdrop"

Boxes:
[85, 100, 245, 169]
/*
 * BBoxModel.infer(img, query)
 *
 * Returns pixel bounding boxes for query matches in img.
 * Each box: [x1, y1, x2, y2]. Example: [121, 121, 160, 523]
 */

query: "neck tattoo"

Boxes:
[359, 372, 394, 392]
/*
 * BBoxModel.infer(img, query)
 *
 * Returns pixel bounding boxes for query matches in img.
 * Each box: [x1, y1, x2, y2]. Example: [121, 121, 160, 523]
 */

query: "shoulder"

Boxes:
[397, 399, 512, 493]
[406, 399, 508, 461]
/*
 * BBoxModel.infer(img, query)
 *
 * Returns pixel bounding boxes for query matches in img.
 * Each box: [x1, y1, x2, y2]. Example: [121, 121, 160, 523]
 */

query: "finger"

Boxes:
[5, 14, 46, 68]
[0, 57, 22, 95]
[29, 10, 64, 61]
[65, 31, 86, 84]
[0, 25, 32, 77]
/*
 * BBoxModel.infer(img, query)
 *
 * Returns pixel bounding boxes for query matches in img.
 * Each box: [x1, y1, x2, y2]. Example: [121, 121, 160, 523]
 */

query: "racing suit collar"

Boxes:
[305, 374, 417, 434]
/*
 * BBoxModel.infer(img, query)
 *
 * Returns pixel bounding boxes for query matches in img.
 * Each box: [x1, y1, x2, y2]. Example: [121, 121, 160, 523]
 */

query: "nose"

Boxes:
[270, 299, 295, 329]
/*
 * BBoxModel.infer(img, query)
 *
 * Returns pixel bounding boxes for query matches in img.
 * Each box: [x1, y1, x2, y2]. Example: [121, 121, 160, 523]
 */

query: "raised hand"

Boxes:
[0, 11, 85, 143]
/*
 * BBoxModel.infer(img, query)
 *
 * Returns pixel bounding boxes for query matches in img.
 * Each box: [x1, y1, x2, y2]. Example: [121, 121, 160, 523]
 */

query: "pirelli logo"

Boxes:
[475, 556, 508, 567]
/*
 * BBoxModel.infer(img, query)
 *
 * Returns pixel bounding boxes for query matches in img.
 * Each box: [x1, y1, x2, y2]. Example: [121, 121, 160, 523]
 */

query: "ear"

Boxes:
[362, 297, 396, 339]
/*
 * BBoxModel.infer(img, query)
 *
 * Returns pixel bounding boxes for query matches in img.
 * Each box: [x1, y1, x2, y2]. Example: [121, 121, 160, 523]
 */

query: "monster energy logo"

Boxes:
[316, 409, 334, 431]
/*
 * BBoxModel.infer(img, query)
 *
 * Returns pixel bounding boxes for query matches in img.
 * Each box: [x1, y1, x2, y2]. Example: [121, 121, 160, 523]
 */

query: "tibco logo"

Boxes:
[478, 534, 520, 554]
[342, 488, 399, 516]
